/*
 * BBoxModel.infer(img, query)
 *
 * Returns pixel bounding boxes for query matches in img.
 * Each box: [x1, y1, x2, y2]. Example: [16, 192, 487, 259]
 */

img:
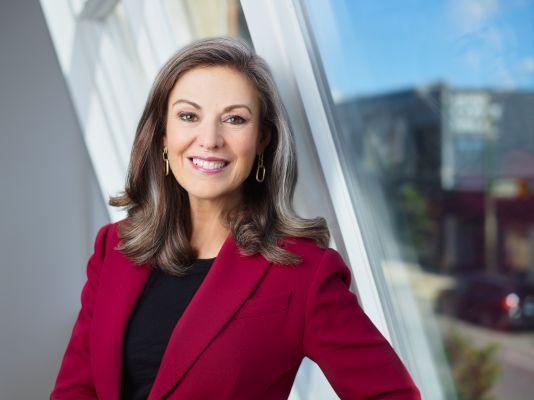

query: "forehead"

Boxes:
[168, 65, 259, 109]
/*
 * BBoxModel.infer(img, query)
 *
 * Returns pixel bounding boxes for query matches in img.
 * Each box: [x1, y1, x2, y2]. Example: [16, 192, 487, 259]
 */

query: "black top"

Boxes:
[120, 257, 215, 400]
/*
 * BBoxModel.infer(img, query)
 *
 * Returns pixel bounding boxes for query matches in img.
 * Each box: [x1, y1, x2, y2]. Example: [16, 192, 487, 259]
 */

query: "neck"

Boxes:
[188, 190, 242, 258]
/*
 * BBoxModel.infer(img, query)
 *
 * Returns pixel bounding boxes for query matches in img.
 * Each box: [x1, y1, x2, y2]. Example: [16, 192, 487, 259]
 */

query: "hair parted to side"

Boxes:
[109, 36, 330, 276]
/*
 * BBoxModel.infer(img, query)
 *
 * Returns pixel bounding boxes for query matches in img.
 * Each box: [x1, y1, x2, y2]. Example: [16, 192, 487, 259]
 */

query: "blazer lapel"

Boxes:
[90, 241, 153, 400]
[147, 233, 272, 400]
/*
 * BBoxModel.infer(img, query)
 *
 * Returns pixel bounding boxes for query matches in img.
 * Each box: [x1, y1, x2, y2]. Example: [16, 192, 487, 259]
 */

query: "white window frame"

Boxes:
[38, 0, 193, 221]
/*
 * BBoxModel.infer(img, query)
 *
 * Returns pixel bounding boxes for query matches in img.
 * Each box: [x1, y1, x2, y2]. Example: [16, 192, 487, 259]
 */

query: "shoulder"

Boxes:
[279, 235, 349, 279]
[91, 219, 122, 256]
[279, 236, 343, 269]
[279, 236, 326, 258]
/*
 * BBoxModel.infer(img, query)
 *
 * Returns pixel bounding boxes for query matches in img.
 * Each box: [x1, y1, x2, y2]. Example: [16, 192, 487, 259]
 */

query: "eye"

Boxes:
[226, 115, 246, 125]
[178, 112, 198, 122]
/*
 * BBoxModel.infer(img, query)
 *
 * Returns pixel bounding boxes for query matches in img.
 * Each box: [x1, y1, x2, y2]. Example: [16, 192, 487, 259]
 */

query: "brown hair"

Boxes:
[109, 36, 330, 276]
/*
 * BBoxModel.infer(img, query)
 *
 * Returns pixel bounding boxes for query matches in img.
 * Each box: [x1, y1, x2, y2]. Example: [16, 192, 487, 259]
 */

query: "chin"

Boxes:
[188, 189, 227, 200]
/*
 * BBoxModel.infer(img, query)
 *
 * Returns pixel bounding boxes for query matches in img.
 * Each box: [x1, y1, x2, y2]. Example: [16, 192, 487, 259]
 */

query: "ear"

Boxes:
[258, 127, 271, 154]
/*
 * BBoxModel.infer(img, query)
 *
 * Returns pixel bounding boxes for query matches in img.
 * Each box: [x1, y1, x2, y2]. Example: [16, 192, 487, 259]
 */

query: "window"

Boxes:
[297, 0, 534, 398]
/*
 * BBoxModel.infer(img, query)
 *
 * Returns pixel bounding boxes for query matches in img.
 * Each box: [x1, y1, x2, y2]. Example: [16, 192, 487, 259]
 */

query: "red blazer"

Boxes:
[51, 221, 421, 400]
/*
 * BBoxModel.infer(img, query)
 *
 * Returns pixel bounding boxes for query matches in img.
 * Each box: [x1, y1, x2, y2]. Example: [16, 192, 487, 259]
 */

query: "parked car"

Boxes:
[435, 272, 534, 330]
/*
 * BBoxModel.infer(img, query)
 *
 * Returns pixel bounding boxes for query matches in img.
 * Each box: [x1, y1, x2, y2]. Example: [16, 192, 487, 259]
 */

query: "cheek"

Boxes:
[165, 130, 190, 154]
[233, 134, 258, 159]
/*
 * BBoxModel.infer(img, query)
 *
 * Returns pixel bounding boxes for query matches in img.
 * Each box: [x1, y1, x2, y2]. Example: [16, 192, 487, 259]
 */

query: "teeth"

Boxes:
[192, 158, 227, 170]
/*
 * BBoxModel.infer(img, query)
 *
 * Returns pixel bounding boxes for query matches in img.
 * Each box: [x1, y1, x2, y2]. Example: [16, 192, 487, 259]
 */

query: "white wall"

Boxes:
[0, 0, 109, 398]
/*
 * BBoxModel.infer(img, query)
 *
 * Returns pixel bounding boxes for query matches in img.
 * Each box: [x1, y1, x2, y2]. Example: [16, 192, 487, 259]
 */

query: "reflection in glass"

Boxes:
[299, 0, 534, 399]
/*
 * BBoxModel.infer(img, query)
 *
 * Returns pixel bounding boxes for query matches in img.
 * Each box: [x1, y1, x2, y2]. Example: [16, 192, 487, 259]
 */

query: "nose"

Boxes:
[198, 118, 223, 150]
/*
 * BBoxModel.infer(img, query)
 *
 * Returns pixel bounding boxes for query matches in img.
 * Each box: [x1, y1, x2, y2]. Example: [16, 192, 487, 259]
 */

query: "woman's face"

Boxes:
[164, 65, 269, 207]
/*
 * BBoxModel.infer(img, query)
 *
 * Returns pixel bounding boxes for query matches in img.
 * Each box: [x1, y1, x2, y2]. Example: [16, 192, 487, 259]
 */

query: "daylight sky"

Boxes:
[304, 0, 534, 100]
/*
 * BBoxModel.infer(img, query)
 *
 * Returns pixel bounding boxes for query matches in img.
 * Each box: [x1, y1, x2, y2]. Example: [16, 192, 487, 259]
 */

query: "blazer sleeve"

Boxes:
[302, 248, 421, 400]
[50, 222, 113, 400]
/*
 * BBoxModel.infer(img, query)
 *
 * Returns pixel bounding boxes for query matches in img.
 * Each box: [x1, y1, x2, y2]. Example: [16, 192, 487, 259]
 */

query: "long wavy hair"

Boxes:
[109, 36, 330, 276]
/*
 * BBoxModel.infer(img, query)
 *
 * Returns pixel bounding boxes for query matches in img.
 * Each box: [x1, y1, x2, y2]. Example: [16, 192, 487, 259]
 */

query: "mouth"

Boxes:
[187, 157, 230, 174]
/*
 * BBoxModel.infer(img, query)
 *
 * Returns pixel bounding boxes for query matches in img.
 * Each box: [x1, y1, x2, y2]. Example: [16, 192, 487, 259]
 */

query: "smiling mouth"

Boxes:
[187, 157, 230, 173]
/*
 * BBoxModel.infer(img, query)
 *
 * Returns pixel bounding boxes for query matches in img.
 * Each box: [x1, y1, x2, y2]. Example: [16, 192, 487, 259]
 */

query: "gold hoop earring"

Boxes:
[163, 147, 169, 176]
[255, 152, 265, 183]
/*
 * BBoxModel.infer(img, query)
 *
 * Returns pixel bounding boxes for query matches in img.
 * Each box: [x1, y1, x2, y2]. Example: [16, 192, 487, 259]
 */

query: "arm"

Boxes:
[303, 248, 421, 400]
[50, 222, 113, 400]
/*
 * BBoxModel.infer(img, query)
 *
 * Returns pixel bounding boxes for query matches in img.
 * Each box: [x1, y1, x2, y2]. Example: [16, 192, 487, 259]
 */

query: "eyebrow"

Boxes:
[171, 98, 253, 114]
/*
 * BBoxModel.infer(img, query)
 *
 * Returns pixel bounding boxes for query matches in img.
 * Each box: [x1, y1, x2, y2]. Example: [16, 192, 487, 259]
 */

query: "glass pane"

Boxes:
[164, 0, 252, 45]
[298, 0, 534, 399]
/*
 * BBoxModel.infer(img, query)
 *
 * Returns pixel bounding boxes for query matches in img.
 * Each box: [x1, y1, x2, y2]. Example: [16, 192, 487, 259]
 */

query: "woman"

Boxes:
[50, 36, 421, 400]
